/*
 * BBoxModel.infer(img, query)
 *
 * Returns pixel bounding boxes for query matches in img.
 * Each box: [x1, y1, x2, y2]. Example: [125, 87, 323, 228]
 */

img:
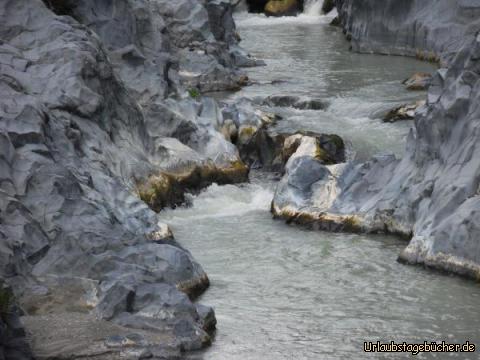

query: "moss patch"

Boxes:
[188, 87, 201, 99]
[137, 161, 249, 212]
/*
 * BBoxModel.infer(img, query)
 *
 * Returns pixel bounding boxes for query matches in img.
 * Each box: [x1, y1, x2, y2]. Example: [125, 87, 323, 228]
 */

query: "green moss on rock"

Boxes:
[137, 161, 249, 212]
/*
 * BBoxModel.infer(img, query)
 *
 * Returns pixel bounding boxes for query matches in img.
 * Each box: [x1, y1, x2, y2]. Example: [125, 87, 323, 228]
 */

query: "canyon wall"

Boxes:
[273, 0, 480, 279]
[0, 0, 252, 357]
[336, 0, 480, 65]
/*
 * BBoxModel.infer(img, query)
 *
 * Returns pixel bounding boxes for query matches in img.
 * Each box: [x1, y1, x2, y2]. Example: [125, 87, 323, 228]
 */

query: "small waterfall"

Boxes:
[303, 0, 323, 16]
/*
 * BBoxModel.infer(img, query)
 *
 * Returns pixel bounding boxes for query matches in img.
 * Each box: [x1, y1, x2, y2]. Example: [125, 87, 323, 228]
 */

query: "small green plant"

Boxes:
[188, 88, 201, 99]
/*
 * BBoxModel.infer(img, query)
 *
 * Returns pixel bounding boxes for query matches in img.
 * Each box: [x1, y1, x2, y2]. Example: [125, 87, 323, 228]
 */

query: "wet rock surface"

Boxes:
[218, 98, 343, 172]
[383, 100, 425, 123]
[0, 0, 262, 357]
[403, 72, 433, 91]
[259, 95, 329, 110]
[274, 2, 480, 279]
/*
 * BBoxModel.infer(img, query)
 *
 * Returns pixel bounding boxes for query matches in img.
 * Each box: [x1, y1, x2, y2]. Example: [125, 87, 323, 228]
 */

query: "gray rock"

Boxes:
[403, 72, 433, 91]
[336, 0, 480, 65]
[274, 5, 480, 279]
[0, 0, 256, 356]
[261, 95, 329, 110]
[383, 100, 426, 123]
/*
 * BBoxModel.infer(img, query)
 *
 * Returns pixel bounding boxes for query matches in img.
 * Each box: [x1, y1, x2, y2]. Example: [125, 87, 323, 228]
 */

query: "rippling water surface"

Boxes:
[163, 8, 480, 360]
[215, 10, 436, 159]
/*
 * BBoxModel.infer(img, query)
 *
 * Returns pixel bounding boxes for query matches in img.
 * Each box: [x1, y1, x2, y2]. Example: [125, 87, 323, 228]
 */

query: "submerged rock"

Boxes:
[403, 72, 433, 91]
[383, 100, 425, 123]
[261, 95, 329, 110]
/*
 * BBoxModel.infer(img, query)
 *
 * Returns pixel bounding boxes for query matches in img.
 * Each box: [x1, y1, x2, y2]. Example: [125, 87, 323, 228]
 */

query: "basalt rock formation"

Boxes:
[336, 0, 480, 66]
[0, 0, 257, 357]
[218, 97, 344, 172]
[273, 1, 480, 279]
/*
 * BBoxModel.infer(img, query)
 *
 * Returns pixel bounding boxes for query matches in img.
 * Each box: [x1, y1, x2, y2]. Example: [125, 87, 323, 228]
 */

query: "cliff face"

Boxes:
[0, 0, 251, 357]
[336, 0, 480, 65]
[273, 2, 480, 279]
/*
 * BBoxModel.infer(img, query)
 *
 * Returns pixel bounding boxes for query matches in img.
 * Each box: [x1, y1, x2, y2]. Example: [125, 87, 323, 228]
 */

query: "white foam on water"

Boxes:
[234, 0, 334, 27]
[161, 183, 274, 222]
[303, 0, 323, 17]
[235, 13, 327, 27]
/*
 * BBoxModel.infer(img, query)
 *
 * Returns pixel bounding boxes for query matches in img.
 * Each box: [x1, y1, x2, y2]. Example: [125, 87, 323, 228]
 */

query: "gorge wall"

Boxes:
[0, 0, 255, 357]
[336, 0, 480, 65]
[273, 0, 480, 279]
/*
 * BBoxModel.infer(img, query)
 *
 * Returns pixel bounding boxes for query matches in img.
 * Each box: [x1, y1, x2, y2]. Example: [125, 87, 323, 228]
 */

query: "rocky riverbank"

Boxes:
[0, 0, 265, 357]
[272, 0, 480, 279]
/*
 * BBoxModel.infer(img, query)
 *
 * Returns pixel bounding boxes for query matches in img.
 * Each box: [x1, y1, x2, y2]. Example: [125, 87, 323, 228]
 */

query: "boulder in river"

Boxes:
[219, 99, 343, 171]
[238, 127, 345, 172]
[383, 100, 426, 123]
[403, 72, 433, 91]
[265, 0, 301, 17]
[261, 95, 329, 110]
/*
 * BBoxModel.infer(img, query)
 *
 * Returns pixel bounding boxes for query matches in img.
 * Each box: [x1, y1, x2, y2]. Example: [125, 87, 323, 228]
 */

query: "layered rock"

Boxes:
[336, 0, 480, 65]
[0, 0, 256, 357]
[274, 2, 480, 279]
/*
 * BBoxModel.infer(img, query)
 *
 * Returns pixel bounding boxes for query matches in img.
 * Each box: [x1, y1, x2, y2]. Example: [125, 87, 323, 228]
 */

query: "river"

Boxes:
[161, 5, 480, 360]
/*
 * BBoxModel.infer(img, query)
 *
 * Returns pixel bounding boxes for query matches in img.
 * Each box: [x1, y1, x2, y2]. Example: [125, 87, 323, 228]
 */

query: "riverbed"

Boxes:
[162, 7, 480, 360]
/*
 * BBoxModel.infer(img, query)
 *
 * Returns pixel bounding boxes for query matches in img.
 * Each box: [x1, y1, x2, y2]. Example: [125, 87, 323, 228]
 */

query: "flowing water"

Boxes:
[163, 5, 480, 360]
